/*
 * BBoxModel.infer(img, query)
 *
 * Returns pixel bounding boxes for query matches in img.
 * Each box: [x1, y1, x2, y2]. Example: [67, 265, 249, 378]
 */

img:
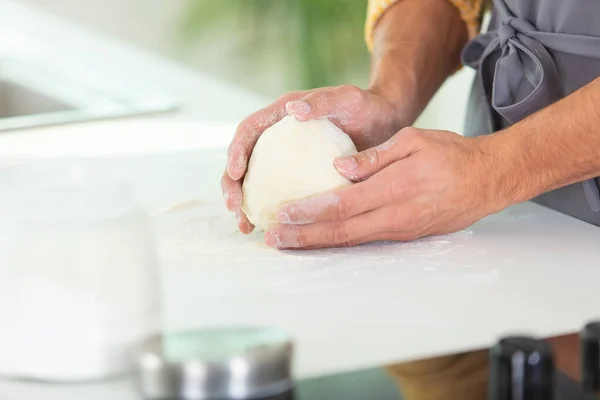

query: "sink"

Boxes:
[0, 56, 178, 132]
[0, 80, 72, 119]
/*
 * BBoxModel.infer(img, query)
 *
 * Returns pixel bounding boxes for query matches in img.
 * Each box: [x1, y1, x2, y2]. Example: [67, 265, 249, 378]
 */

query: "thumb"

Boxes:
[334, 128, 420, 181]
[286, 85, 363, 122]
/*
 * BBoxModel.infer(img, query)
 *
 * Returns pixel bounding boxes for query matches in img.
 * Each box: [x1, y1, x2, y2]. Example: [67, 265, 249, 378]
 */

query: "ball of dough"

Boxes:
[242, 115, 357, 231]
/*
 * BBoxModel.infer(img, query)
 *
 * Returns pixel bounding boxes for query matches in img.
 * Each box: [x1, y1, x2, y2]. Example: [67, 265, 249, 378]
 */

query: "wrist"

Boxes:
[478, 129, 543, 211]
[474, 76, 600, 214]
[367, 0, 468, 129]
[368, 61, 420, 128]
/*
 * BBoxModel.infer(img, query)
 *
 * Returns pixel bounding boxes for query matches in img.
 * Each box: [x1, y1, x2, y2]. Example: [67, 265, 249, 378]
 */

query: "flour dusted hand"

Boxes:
[242, 116, 357, 231]
[265, 128, 503, 249]
[221, 85, 403, 234]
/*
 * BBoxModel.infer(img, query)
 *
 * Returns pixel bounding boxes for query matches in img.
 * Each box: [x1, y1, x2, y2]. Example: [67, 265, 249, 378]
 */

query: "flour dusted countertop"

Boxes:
[110, 149, 600, 378]
[4, 144, 599, 385]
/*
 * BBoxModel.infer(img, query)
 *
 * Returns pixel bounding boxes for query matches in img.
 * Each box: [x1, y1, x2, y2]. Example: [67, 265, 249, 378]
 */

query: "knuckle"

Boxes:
[221, 171, 231, 193]
[383, 208, 401, 230]
[329, 224, 349, 244]
[222, 179, 242, 210]
[399, 126, 418, 137]
[333, 198, 352, 220]
[341, 84, 362, 95]
[235, 114, 264, 139]
[340, 84, 365, 105]
[220, 172, 229, 188]
[308, 88, 335, 105]
[365, 148, 382, 167]
[400, 127, 424, 144]
[385, 208, 412, 231]
[372, 151, 383, 168]
[300, 91, 321, 106]
[293, 228, 307, 248]
[386, 181, 403, 201]
[277, 90, 303, 103]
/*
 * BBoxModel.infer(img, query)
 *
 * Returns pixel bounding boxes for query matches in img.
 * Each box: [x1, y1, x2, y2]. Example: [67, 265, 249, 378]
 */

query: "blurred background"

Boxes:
[21, 0, 371, 97]
[19, 0, 474, 132]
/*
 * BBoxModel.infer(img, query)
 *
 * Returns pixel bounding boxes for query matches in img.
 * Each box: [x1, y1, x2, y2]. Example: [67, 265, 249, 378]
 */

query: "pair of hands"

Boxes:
[221, 85, 503, 249]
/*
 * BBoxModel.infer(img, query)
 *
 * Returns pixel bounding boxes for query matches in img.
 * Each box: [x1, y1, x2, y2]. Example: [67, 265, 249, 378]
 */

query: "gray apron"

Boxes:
[460, 3, 600, 397]
[461, 0, 600, 226]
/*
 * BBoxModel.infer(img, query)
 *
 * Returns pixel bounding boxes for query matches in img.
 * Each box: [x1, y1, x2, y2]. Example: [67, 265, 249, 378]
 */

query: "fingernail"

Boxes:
[286, 100, 311, 116]
[335, 156, 358, 172]
[223, 190, 229, 203]
[276, 212, 291, 224]
[265, 230, 281, 248]
[235, 210, 243, 224]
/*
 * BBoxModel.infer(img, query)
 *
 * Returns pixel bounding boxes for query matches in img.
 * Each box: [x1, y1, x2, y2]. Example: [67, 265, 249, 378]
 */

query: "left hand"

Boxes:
[265, 127, 508, 249]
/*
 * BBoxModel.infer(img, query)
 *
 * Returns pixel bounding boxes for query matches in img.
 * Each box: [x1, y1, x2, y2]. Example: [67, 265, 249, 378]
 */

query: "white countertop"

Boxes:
[1, 1, 600, 399]
[2, 125, 600, 390]
[124, 148, 600, 378]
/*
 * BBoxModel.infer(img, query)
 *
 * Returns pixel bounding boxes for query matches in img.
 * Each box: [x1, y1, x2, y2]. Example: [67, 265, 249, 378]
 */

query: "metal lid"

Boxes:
[582, 321, 600, 391]
[488, 336, 555, 400]
[134, 326, 293, 400]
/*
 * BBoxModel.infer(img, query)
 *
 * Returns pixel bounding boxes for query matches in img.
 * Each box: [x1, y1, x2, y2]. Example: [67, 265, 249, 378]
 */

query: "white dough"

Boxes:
[242, 115, 358, 231]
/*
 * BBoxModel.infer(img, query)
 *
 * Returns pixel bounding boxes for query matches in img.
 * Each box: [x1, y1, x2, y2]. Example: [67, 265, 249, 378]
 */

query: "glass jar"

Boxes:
[0, 161, 161, 381]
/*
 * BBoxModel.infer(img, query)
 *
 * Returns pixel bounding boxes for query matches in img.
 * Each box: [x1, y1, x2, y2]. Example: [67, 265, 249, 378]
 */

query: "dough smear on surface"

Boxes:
[242, 116, 357, 231]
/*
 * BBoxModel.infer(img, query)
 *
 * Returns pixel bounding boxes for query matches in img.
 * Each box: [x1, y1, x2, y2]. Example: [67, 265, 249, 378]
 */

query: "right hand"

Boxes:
[221, 85, 406, 234]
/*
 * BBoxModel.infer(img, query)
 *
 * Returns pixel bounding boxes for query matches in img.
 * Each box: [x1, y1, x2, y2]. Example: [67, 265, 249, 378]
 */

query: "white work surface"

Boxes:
[2, 121, 600, 400]
[129, 148, 600, 376]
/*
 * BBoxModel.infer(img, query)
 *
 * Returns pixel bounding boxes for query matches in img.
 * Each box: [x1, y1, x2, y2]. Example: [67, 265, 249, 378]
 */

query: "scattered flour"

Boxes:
[156, 200, 493, 296]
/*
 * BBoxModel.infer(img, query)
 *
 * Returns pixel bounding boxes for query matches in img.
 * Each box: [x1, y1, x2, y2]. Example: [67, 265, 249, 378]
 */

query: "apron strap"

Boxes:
[462, 0, 600, 212]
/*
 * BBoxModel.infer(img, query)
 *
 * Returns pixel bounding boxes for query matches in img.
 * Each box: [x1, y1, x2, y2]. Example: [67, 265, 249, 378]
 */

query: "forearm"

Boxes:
[369, 0, 468, 126]
[490, 77, 600, 207]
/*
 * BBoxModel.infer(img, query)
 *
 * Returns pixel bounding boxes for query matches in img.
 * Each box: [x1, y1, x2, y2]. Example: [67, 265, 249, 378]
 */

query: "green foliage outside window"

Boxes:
[178, 0, 371, 90]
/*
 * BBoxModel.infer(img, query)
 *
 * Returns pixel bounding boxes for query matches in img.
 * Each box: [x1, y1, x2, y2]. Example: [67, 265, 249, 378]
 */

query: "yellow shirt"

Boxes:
[365, 0, 488, 51]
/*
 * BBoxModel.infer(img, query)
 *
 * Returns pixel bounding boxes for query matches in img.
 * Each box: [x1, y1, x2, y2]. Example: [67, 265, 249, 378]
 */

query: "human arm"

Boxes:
[367, 0, 469, 127]
[265, 77, 600, 249]
[491, 77, 600, 206]
[222, 0, 470, 234]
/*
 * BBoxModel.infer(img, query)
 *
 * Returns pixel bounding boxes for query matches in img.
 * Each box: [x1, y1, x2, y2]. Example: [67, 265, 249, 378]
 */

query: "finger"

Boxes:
[265, 208, 380, 248]
[227, 90, 314, 180]
[286, 85, 364, 123]
[275, 173, 395, 225]
[266, 206, 415, 249]
[298, 231, 415, 250]
[221, 171, 254, 234]
[220, 171, 243, 211]
[235, 209, 255, 235]
[334, 127, 422, 181]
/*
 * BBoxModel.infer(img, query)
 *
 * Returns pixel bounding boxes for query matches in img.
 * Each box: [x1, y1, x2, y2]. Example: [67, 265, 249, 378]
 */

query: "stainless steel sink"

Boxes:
[0, 56, 178, 132]
[0, 80, 72, 119]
